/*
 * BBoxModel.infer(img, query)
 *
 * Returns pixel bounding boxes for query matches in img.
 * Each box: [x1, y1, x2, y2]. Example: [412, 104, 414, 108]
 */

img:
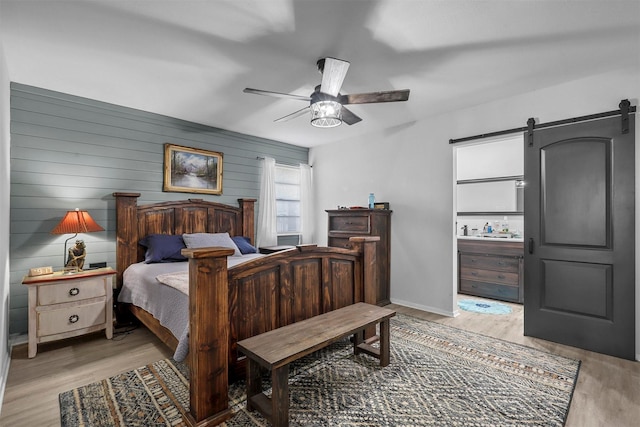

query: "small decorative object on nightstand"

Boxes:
[22, 267, 116, 358]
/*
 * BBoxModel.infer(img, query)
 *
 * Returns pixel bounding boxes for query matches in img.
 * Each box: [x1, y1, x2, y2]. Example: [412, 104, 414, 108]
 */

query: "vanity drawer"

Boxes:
[460, 267, 519, 286]
[37, 300, 107, 337]
[328, 215, 370, 233]
[38, 277, 106, 305]
[459, 254, 519, 272]
[459, 279, 519, 302]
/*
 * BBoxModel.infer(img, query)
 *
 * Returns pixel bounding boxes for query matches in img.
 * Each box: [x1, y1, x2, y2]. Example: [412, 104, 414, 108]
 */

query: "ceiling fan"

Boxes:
[243, 57, 410, 128]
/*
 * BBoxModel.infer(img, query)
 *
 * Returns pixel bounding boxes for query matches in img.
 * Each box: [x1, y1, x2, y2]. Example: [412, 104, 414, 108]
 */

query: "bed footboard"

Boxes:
[182, 237, 379, 426]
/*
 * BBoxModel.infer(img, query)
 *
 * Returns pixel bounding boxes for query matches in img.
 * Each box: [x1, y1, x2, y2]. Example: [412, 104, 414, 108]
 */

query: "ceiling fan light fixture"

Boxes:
[310, 100, 342, 128]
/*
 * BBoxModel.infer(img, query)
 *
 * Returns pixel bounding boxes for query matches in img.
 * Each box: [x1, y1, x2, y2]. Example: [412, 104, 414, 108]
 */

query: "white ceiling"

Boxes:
[1, 0, 639, 148]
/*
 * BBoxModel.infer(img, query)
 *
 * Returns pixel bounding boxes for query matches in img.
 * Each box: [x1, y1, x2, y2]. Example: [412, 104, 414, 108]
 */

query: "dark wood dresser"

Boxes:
[457, 238, 524, 303]
[326, 209, 392, 306]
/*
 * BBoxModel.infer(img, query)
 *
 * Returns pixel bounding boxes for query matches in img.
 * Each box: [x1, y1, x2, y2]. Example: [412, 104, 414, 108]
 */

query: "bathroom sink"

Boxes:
[480, 233, 512, 238]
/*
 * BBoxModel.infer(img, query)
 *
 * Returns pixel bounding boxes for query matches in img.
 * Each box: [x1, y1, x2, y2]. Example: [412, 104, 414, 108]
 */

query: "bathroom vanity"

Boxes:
[457, 237, 524, 303]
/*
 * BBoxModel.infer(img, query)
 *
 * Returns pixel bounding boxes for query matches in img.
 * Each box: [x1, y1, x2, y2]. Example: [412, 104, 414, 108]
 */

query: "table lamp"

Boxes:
[50, 208, 104, 271]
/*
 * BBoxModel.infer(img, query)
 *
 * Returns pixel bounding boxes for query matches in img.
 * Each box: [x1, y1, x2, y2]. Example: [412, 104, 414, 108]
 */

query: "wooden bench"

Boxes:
[237, 302, 396, 427]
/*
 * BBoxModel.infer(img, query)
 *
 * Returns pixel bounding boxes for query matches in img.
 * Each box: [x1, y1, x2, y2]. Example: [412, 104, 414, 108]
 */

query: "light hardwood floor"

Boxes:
[1, 298, 639, 426]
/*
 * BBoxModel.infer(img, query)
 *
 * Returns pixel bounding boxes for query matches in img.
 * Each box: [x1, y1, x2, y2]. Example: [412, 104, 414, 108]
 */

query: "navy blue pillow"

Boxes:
[139, 234, 187, 263]
[231, 236, 257, 255]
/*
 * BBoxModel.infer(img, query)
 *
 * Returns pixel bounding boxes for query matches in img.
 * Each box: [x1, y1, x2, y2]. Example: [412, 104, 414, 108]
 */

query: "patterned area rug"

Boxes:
[60, 314, 580, 426]
[458, 298, 513, 314]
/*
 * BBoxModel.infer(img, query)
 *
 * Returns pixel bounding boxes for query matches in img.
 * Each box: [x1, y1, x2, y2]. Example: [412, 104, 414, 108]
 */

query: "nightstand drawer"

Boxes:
[328, 237, 353, 249]
[38, 277, 106, 305]
[37, 300, 106, 336]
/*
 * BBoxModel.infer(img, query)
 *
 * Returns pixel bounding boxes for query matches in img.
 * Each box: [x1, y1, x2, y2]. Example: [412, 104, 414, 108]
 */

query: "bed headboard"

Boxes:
[112, 192, 256, 288]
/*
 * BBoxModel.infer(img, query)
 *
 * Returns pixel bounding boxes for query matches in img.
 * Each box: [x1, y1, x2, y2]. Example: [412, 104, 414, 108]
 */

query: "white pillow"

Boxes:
[182, 232, 242, 257]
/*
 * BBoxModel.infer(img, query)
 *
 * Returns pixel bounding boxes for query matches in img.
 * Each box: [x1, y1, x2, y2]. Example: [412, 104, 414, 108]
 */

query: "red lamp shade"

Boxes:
[51, 209, 104, 234]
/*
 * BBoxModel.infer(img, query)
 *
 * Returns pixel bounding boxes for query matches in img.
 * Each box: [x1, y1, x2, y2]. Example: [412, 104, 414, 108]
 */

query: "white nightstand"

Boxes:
[22, 267, 116, 358]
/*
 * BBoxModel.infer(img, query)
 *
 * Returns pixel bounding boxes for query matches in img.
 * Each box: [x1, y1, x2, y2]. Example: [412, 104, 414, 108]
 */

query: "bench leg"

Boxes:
[271, 364, 290, 427]
[246, 358, 262, 412]
[353, 329, 363, 355]
[379, 319, 390, 367]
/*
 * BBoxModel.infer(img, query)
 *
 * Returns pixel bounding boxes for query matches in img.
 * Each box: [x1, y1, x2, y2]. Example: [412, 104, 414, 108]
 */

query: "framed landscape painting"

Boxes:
[163, 143, 223, 195]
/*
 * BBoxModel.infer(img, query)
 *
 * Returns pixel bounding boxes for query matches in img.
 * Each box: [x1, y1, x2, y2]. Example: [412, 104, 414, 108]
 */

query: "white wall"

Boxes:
[310, 66, 640, 356]
[311, 113, 458, 316]
[0, 37, 12, 411]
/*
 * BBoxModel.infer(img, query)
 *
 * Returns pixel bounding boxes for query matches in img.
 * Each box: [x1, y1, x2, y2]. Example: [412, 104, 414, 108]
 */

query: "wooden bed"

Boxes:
[113, 193, 379, 426]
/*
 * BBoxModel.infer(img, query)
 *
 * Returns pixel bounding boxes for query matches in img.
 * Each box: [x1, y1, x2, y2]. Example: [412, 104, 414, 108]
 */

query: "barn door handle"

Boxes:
[528, 238, 534, 254]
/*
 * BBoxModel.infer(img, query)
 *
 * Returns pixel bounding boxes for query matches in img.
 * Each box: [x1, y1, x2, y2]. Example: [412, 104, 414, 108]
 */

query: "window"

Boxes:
[275, 165, 301, 235]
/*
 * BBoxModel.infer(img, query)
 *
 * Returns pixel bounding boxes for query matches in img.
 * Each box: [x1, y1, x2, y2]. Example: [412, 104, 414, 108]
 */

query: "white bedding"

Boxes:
[118, 253, 264, 361]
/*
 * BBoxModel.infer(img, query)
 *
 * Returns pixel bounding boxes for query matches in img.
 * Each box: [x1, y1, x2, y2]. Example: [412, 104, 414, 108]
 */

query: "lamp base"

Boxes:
[63, 266, 81, 275]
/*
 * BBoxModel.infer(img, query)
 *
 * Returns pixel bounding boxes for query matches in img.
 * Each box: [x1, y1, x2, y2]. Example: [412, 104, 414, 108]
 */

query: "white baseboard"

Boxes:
[9, 333, 27, 347]
[391, 298, 459, 318]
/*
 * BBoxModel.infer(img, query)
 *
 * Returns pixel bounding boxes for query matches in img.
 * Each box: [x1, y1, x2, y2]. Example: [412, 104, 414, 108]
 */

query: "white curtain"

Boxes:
[256, 157, 277, 247]
[300, 163, 314, 244]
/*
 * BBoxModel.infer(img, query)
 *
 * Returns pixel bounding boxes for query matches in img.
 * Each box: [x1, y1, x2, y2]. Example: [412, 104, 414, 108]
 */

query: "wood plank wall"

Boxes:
[9, 83, 308, 335]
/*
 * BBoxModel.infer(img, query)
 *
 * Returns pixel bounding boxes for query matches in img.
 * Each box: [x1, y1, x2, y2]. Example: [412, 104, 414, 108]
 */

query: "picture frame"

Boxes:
[163, 143, 223, 195]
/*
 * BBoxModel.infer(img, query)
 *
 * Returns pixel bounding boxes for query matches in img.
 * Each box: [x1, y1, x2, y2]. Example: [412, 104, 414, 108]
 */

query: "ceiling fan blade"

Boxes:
[339, 89, 410, 105]
[341, 107, 362, 125]
[274, 106, 310, 123]
[243, 88, 311, 102]
[319, 57, 350, 97]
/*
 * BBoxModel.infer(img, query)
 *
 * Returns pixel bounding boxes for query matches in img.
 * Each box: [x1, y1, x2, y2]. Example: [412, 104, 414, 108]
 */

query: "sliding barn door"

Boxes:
[524, 115, 635, 360]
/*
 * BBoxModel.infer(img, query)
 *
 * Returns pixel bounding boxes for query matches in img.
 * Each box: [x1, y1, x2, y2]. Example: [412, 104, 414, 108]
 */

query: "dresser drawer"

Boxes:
[459, 254, 519, 272]
[328, 215, 370, 233]
[38, 277, 106, 305]
[328, 237, 353, 249]
[37, 300, 106, 337]
[460, 267, 519, 285]
[459, 279, 519, 302]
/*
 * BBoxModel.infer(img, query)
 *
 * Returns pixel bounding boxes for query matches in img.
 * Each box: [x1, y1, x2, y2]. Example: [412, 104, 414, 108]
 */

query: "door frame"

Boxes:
[451, 133, 525, 313]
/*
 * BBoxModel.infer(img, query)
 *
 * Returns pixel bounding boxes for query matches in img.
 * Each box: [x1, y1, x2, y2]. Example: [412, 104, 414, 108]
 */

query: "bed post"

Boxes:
[349, 236, 380, 305]
[238, 198, 256, 244]
[350, 236, 380, 339]
[113, 192, 141, 289]
[182, 246, 235, 427]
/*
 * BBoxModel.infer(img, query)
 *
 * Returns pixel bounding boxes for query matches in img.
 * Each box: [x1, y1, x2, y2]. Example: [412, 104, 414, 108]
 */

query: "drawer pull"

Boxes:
[471, 272, 478, 276]
[497, 275, 505, 279]
[69, 287, 80, 297]
[69, 314, 79, 324]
